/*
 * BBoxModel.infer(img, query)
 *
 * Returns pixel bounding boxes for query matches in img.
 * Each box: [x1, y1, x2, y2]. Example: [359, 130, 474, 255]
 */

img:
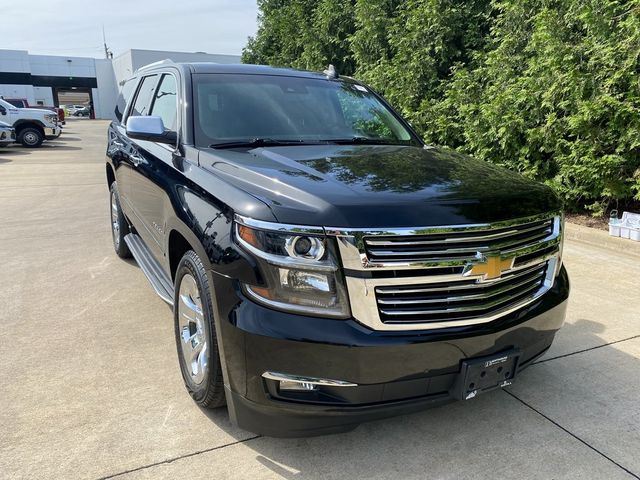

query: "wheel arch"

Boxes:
[168, 229, 194, 281]
[13, 120, 45, 134]
[166, 221, 212, 282]
[106, 163, 116, 187]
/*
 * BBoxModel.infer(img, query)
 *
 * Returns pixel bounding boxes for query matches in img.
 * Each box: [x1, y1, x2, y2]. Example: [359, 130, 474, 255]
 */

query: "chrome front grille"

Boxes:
[234, 211, 563, 332]
[333, 212, 563, 331]
[363, 218, 554, 264]
[376, 262, 549, 324]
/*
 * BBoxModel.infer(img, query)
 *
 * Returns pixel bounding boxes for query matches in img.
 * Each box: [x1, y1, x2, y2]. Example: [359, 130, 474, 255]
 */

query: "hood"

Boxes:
[199, 144, 561, 228]
[25, 107, 56, 116]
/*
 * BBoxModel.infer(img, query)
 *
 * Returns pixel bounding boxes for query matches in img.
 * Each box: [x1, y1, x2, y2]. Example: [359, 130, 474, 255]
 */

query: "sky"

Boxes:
[4, 0, 259, 58]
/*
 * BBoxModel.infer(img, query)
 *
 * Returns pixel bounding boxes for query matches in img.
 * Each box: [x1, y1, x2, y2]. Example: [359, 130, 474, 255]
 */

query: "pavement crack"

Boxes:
[504, 390, 639, 479]
[533, 334, 640, 365]
[94, 435, 262, 480]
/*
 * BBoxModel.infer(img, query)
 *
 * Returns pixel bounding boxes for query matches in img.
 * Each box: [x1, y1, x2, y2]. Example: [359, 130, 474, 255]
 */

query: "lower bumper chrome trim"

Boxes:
[262, 372, 358, 387]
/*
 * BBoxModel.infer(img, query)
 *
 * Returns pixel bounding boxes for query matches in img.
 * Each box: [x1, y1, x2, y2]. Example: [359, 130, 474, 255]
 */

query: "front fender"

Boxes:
[165, 185, 260, 285]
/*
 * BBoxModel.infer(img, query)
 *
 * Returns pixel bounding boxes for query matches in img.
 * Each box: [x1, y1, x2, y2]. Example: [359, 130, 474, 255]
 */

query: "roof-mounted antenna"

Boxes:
[323, 64, 338, 79]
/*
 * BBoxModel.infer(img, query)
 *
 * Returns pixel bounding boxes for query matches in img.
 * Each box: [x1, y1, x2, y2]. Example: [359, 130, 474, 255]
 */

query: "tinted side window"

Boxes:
[130, 75, 158, 117]
[150, 74, 177, 131]
[115, 78, 136, 122]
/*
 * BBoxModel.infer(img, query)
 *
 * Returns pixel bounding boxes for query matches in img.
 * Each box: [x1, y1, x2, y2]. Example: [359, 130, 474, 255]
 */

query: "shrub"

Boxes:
[243, 0, 640, 212]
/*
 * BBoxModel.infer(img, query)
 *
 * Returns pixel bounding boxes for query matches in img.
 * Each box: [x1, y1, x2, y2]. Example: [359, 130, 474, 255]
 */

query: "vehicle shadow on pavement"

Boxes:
[51, 136, 82, 142]
[0, 148, 29, 156]
[38, 144, 82, 151]
[200, 319, 639, 480]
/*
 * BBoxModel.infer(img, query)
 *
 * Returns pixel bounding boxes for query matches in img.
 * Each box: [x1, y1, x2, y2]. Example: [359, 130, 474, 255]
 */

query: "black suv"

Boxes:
[106, 61, 569, 437]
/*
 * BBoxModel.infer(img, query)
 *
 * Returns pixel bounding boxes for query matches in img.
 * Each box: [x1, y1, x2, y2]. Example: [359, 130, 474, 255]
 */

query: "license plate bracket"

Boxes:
[451, 349, 521, 400]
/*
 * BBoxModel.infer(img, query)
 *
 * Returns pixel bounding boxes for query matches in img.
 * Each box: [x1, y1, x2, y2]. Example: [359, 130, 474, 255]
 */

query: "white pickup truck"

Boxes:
[0, 98, 62, 147]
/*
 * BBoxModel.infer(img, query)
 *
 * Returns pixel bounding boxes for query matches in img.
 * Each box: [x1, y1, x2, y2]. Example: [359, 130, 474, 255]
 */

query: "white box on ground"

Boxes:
[609, 211, 640, 241]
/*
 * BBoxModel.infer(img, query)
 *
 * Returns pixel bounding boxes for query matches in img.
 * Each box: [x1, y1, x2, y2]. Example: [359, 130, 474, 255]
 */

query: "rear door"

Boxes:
[107, 76, 138, 210]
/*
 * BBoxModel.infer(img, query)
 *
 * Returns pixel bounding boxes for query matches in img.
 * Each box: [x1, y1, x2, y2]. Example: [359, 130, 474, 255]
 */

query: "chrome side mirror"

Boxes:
[126, 115, 176, 144]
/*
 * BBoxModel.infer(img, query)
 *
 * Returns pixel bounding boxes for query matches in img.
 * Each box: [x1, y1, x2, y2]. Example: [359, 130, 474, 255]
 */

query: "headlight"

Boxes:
[235, 221, 350, 318]
[45, 114, 57, 123]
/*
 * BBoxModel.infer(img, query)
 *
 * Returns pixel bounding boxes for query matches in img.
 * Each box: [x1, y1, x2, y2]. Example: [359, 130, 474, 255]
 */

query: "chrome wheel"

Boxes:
[110, 191, 120, 250]
[178, 274, 208, 385]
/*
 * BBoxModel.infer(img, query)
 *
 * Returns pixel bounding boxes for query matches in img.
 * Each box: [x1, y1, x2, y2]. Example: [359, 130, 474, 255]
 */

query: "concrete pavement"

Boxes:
[0, 119, 638, 479]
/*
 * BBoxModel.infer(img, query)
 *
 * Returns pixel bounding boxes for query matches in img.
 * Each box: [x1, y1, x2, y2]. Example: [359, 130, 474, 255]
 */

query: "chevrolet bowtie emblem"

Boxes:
[464, 253, 514, 280]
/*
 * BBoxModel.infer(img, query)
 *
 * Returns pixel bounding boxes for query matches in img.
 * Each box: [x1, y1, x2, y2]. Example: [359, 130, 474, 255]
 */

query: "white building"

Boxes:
[0, 49, 241, 120]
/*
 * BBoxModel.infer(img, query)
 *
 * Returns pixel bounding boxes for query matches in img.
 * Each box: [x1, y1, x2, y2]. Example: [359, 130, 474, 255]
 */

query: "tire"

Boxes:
[109, 182, 131, 258]
[174, 250, 226, 408]
[18, 127, 44, 148]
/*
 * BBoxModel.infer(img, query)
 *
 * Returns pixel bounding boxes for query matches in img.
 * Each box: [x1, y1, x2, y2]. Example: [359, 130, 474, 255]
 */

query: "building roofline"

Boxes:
[114, 48, 241, 60]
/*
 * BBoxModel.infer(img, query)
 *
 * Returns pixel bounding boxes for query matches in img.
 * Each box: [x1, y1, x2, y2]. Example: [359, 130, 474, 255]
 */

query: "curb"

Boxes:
[565, 222, 640, 258]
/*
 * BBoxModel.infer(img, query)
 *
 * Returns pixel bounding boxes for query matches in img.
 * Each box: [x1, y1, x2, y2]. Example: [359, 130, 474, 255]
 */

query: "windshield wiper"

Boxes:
[320, 136, 406, 146]
[209, 138, 309, 149]
[209, 137, 410, 149]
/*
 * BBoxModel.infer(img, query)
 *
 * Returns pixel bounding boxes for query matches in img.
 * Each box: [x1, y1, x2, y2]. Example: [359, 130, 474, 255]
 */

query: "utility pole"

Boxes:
[102, 26, 113, 59]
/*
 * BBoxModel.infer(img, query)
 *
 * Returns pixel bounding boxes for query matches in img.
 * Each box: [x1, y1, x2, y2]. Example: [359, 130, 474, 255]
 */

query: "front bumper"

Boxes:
[0, 130, 15, 145]
[212, 266, 569, 437]
[45, 126, 62, 140]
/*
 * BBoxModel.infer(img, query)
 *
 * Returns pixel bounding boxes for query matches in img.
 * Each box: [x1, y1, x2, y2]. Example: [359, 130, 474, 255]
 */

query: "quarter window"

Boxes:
[150, 74, 178, 132]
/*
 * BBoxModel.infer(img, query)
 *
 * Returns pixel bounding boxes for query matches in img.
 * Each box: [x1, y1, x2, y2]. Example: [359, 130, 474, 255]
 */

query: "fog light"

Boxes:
[262, 371, 358, 388]
[279, 380, 318, 391]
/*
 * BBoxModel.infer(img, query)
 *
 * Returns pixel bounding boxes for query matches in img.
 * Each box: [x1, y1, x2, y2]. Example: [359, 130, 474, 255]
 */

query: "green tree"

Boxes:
[350, 0, 401, 65]
[427, 0, 640, 212]
[243, 0, 356, 73]
[243, 0, 640, 212]
[356, 0, 494, 126]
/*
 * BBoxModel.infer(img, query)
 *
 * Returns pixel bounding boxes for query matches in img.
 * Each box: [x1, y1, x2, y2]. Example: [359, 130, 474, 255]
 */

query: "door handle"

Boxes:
[130, 154, 143, 166]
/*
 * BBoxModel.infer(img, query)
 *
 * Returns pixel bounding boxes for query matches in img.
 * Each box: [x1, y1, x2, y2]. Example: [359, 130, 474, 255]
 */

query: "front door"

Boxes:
[0, 99, 19, 125]
[125, 72, 180, 264]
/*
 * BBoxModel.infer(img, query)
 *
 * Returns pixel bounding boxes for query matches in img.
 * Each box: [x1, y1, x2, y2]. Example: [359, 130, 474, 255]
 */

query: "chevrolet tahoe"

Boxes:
[105, 61, 569, 437]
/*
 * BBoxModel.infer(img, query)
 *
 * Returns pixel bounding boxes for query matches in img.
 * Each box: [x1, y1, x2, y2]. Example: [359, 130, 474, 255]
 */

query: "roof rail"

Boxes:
[136, 59, 175, 72]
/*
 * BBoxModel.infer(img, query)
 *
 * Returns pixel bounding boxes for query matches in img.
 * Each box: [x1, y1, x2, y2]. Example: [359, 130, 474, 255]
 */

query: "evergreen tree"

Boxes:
[242, 0, 640, 212]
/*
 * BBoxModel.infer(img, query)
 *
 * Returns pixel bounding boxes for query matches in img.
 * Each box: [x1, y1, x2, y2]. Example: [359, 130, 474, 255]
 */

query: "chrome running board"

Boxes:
[124, 233, 174, 306]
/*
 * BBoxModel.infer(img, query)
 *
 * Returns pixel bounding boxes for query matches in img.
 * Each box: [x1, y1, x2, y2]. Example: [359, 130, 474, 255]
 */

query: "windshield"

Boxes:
[192, 73, 419, 147]
[5, 99, 23, 108]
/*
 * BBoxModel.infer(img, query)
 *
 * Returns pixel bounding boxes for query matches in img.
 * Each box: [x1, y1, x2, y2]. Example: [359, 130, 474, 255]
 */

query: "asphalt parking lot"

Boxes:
[1, 119, 639, 480]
